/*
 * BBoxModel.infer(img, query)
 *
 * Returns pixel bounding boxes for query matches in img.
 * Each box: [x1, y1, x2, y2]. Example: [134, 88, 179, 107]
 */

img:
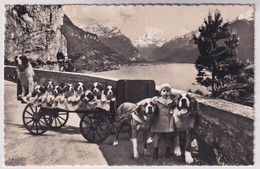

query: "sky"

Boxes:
[63, 4, 254, 41]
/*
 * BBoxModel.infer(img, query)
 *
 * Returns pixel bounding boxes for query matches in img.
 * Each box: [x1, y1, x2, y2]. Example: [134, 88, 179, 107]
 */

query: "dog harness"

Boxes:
[131, 112, 145, 124]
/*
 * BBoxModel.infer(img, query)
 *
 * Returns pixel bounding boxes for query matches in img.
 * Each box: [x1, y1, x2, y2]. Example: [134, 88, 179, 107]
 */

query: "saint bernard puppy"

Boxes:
[91, 82, 105, 100]
[15, 55, 35, 99]
[71, 82, 86, 102]
[103, 85, 116, 102]
[31, 84, 45, 103]
[53, 85, 64, 105]
[113, 98, 157, 159]
[80, 90, 95, 102]
[42, 81, 55, 105]
[172, 93, 198, 164]
[63, 84, 75, 103]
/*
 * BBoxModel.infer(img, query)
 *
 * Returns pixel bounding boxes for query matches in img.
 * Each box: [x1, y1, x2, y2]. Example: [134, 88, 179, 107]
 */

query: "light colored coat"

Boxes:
[150, 96, 174, 133]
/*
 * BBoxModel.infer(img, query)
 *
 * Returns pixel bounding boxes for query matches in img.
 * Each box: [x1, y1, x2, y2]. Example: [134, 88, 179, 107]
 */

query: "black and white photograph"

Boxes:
[1, 0, 257, 167]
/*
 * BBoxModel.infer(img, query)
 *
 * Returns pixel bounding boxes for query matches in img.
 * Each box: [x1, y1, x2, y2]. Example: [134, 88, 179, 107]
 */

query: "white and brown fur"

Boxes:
[63, 84, 75, 103]
[41, 81, 56, 106]
[171, 93, 198, 164]
[72, 82, 86, 102]
[15, 55, 35, 99]
[103, 85, 116, 102]
[31, 84, 45, 102]
[91, 82, 105, 100]
[80, 90, 95, 102]
[113, 99, 157, 159]
[53, 85, 64, 105]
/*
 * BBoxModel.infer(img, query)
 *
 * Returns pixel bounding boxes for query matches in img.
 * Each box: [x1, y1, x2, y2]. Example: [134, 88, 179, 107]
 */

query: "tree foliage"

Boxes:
[194, 10, 241, 97]
[193, 10, 254, 107]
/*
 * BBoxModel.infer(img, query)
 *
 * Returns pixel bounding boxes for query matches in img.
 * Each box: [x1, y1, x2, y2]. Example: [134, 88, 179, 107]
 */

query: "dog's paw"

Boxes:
[174, 147, 182, 156]
[111, 98, 116, 102]
[133, 152, 140, 159]
[112, 140, 119, 146]
[185, 151, 194, 164]
[143, 148, 151, 157]
[147, 137, 153, 144]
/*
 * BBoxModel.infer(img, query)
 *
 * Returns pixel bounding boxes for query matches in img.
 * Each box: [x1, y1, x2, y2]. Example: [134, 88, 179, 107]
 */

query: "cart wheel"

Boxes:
[47, 110, 69, 128]
[22, 104, 52, 135]
[80, 110, 112, 143]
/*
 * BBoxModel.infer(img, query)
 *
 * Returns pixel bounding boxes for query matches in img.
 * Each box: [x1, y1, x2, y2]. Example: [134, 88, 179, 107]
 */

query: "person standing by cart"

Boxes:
[149, 83, 175, 159]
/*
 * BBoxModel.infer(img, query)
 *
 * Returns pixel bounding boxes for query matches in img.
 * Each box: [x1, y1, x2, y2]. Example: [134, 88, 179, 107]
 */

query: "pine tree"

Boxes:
[193, 10, 243, 97]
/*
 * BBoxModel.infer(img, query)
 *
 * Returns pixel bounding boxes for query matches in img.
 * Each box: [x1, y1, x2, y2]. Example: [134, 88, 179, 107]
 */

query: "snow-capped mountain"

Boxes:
[236, 13, 254, 21]
[83, 24, 122, 38]
[133, 32, 167, 48]
[133, 32, 167, 60]
[148, 17, 254, 63]
[83, 24, 140, 60]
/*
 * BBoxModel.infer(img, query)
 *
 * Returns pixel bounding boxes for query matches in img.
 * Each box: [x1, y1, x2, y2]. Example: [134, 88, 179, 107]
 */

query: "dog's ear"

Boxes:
[40, 87, 46, 94]
[74, 83, 79, 91]
[20, 55, 28, 66]
[190, 97, 198, 112]
[62, 85, 69, 93]
[172, 97, 179, 109]
[58, 87, 63, 94]
[136, 104, 143, 115]
[151, 102, 158, 114]
[112, 87, 116, 95]
[80, 93, 85, 101]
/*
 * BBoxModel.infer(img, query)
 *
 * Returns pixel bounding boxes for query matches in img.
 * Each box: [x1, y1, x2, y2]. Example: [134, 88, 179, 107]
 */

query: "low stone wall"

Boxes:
[5, 65, 254, 165]
[4, 66, 118, 88]
[169, 88, 254, 165]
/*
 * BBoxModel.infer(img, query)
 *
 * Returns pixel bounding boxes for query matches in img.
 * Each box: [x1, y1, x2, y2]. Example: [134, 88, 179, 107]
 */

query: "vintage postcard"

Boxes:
[1, 0, 258, 167]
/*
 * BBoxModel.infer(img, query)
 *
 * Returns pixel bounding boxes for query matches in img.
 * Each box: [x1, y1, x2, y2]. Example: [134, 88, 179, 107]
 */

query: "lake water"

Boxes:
[85, 63, 209, 94]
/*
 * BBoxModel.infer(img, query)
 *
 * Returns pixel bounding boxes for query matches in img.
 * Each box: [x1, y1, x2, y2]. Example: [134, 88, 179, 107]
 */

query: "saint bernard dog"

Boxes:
[62, 84, 75, 103]
[80, 90, 95, 102]
[15, 55, 35, 99]
[103, 85, 116, 102]
[72, 82, 86, 102]
[53, 85, 64, 105]
[113, 98, 157, 159]
[31, 84, 46, 103]
[172, 93, 198, 164]
[91, 82, 105, 100]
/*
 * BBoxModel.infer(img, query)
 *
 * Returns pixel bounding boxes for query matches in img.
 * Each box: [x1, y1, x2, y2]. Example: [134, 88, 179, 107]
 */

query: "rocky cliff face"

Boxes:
[83, 24, 140, 61]
[5, 5, 67, 62]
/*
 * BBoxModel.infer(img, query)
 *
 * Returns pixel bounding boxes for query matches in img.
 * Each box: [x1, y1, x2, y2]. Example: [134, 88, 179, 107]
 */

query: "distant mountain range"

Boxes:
[147, 18, 254, 63]
[5, 5, 254, 73]
[61, 15, 128, 72]
[83, 24, 140, 61]
[133, 32, 167, 60]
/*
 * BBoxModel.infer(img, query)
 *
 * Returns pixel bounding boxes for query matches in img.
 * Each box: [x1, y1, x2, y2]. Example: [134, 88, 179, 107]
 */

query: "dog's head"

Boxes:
[137, 99, 157, 121]
[80, 90, 95, 102]
[103, 85, 115, 100]
[63, 84, 74, 98]
[15, 55, 29, 66]
[45, 81, 54, 91]
[74, 82, 86, 92]
[32, 84, 45, 97]
[91, 82, 104, 94]
[15, 55, 30, 71]
[63, 84, 74, 93]
[52, 85, 63, 96]
[172, 93, 197, 116]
